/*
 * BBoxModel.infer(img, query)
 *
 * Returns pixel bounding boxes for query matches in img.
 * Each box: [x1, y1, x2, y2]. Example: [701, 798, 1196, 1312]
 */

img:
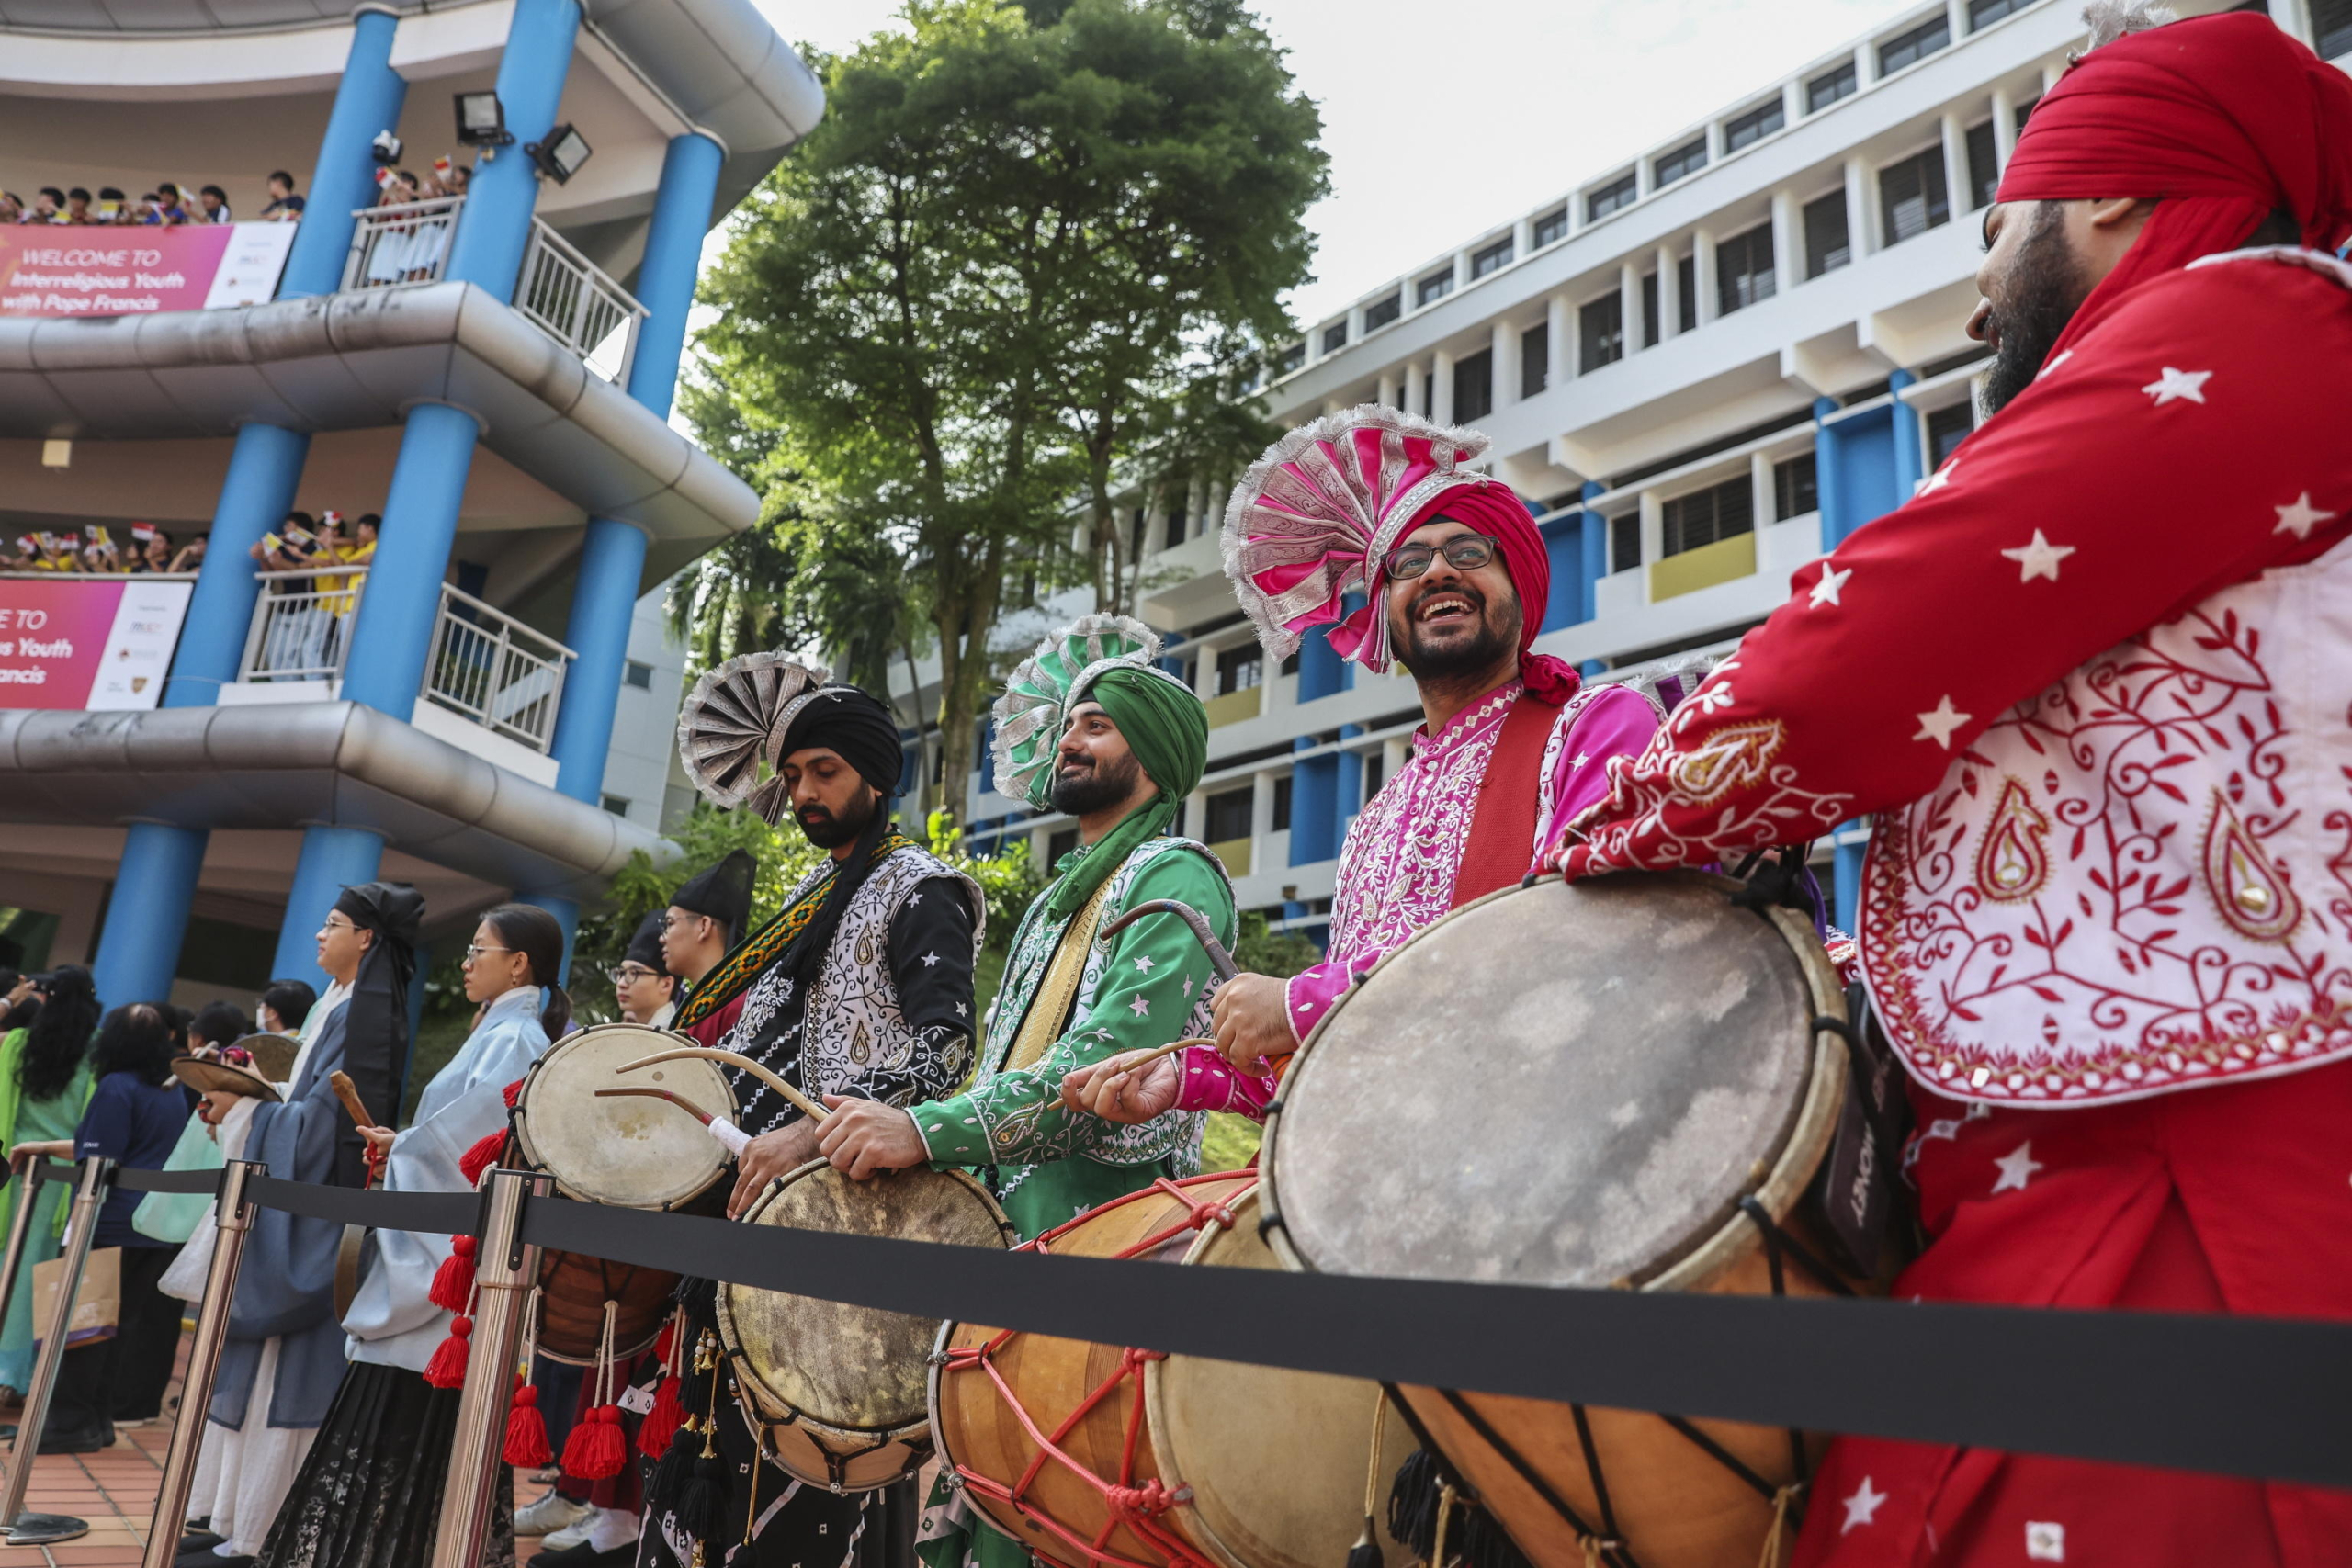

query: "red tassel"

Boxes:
[502, 1077, 525, 1109]
[422, 1315, 472, 1390]
[638, 1373, 686, 1460]
[561, 1404, 627, 1481]
[653, 1318, 677, 1370]
[503, 1381, 553, 1467]
[428, 1235, 478, 1313]
[458, 1132, 505, 1186]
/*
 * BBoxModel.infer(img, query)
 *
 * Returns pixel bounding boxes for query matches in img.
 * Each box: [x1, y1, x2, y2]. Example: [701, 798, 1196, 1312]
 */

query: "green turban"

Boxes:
[990, 615, 1209, 919]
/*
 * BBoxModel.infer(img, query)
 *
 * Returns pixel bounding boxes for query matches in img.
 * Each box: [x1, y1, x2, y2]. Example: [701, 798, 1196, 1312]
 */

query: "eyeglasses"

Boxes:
[606, 965, 664, 986]
[462, 943, 515, 962]
[1384, 534, 1499, 581]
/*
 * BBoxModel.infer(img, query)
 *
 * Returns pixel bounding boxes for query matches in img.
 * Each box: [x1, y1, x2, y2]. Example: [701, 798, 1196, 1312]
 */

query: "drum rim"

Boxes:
[512, 1022, 735, 1210]
[1259, 870, 1849, 1295]
[720, 1158, 1013, 1449]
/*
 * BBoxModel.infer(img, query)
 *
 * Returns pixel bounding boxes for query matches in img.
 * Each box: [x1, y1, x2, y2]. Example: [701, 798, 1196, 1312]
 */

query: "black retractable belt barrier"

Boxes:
[110, 1166, 2352, 1490]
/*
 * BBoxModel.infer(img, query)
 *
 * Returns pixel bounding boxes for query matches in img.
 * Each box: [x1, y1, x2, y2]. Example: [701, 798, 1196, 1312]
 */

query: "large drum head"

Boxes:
[725, 1163, 1012, 1443]
[514, 1024, 733, 1210]
[1267, 874, 1836, 1292]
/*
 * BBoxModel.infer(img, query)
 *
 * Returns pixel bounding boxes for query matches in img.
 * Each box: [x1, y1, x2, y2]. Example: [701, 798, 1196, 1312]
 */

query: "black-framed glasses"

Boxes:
[607, 964, 664, 986]
[1384, 534, 1499, 581]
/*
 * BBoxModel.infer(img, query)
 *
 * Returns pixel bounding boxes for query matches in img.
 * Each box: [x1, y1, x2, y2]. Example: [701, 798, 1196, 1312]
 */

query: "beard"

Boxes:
[1392, 580, 1519, 682]
[797, 785, 876, 849]
[1980, 202, 2092, 415]
[1050, 749, 1143, 817]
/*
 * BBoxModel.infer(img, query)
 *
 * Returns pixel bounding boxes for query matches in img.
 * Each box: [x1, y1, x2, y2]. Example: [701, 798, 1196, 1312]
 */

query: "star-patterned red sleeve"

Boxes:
[1561, 250, 2352, 878]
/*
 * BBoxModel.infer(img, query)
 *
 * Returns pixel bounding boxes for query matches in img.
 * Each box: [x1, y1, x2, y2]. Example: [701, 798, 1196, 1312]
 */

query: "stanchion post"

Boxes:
[0, 1156, 51, 1364]
[0, 1155, 113, 1544]
[430, 1168, 548, 1568]
[141, 1161, 263, 1568]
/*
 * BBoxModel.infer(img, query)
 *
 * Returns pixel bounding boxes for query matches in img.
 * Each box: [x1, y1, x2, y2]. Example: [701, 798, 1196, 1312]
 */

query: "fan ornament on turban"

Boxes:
[676, 651, 840, 825]
[989, 614, 1193, 809]
[1220, 404, 1579, 704]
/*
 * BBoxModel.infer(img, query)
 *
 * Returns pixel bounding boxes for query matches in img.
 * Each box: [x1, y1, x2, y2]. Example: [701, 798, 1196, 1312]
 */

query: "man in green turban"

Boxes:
[814, 614, 1233, 1240]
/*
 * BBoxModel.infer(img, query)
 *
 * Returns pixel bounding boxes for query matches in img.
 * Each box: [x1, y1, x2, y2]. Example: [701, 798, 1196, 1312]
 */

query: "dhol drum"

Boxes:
[512, 1022, 735, 1363]
[932, 1173, 1416, 1568]
[1261, 872, 1867, 1568]
[720, 1158, 1014, 1491]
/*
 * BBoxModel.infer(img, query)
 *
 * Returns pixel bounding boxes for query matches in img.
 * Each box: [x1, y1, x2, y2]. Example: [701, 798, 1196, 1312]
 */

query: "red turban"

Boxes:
[1995, 12, 2352, 351]
[1396, 485, 1580, 705]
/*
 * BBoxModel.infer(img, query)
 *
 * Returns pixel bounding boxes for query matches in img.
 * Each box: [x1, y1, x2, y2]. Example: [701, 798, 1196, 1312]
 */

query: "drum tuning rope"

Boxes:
[1756, 1484, 1802, 1568]
[1429, 1482, 1458, 1568]
[1346, 1388, 1389, 1568]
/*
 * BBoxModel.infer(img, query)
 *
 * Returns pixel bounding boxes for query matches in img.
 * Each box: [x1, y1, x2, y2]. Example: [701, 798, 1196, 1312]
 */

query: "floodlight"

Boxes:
[454, 91, 513, 147]
[526, 123, 594, 185]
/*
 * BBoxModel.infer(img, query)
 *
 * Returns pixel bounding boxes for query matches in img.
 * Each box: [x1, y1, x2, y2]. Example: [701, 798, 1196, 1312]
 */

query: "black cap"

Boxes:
[670, 850, 753, 942]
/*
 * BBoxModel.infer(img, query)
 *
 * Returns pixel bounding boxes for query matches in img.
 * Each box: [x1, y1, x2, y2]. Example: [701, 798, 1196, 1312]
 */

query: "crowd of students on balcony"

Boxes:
[354, 158, 473, 287]
[0, 172, 305, 228]
[248, 510, 380, 679]
[2, 525, 204, 575]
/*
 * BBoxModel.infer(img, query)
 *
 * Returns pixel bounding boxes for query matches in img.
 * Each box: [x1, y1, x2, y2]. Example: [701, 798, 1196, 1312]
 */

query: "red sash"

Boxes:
[1450, 694, 1558, 908]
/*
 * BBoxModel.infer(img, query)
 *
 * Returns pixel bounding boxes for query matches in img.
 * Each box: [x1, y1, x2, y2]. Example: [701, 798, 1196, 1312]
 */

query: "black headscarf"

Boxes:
[330, 881, 423, 1182]
[672, 851, 755, 946]
[765, 685, 908, 993]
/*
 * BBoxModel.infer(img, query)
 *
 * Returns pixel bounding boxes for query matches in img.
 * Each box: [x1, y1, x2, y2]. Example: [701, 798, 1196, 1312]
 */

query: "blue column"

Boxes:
[1888, 367, 1923, 498]
[88, 824, 208, 1009]
[1834, 830, 1865, 932]
[548, 519, 647, 802]
[1811, 397, 1845, 550]
[623, 133, 725, 420]
[270, 826, 389, 987]
[278, 7, 408, 300]
[1287, 737, 1334, 866]
[1578, 479, 1607, 619]
[338, 402, 480, 723]
[443, 0, 583, 301]
[1296, 634, 1344, 704]
[166, 423, 312, 707]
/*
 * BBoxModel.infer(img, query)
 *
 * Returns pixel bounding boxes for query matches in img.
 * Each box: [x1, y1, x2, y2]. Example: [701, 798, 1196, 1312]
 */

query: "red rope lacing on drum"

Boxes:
[943, 1176, 1242, 1568]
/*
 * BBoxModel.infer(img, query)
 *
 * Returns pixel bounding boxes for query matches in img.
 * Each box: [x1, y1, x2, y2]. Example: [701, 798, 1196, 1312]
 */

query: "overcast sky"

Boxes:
[741, 0, 1907, 327]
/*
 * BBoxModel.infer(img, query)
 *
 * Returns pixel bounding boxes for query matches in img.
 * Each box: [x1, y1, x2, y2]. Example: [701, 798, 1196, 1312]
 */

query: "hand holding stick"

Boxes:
[327, 1071, 387, 1188]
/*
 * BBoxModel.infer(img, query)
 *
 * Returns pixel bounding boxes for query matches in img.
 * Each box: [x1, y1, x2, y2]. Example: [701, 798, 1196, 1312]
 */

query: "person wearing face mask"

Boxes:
[257, 904, 567, 1568]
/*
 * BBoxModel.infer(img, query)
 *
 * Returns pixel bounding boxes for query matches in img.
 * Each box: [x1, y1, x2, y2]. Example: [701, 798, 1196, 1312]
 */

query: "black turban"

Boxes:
[763, 685, 907, 806]
[328, 880, 422, 1181]
[672, 850, 754, 943]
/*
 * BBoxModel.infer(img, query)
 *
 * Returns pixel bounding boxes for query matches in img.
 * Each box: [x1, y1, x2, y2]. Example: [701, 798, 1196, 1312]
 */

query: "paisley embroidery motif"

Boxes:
[2200, 788, 2302, 942]
[1671, 719, 1784, 805]
[1973, 777, 2052, 904]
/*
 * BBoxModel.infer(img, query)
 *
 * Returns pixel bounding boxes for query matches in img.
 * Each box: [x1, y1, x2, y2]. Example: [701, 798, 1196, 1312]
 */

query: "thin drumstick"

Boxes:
[618, 1047, 826, 1123]
[327, 1070, 380, 1190]
[1105, 1037, 1216, 1072]
[594, 1086, 718, 1125]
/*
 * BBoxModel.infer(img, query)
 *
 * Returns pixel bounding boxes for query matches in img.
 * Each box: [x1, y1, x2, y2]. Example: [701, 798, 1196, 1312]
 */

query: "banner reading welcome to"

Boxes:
[0, 577, 193, 709]
[0, 222, 297, 318]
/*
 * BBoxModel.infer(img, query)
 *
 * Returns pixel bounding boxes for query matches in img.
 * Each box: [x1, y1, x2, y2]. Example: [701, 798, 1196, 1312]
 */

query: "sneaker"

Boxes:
[514, 1490, 592, 1540]
[583, 1509, 640, 1556]
[539, 1517, 594, 1552]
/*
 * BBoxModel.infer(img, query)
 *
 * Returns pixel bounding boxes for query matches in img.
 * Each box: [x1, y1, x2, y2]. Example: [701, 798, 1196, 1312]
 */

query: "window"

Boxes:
[1272, 773, 1293, 831]
[1579, 293, 1623, 373]
[1205, 788, 1253, 843]
[1216, 643, 1262, 696]
[1654, 136, 1708, 186]
[1453, 349, 1494, 423]
[1273, 341, 1306, 375]
[1471, 238, 1513, 278]
[1520, 322, 1549, 398]
[1611, 512, 1642, 571]
[1362, 752, 1385, 802]
[1967, 0, 2026, 28]
[1878, 15, 1951, 74]
[1321, 321, 1348, 355]
[1423, 371, 1435, 412]
[1130, 507, 1148, 560]
[1048, 827, 1080, 863]
[1774, 452, 1819, 519]
[2318, 0, 2352, 60]
[1965, 120, 1998, 210]
[1532, 206, 1570, 248]
[1416, 267, 1454, 307]
[1678, 254, 1697, 333]
[1716, 223, 1776, 315]
[1807, 60, 1858, 113]
[1804, 190, 1851, 277]
[1587, 173, 1637, 222]
[1642, 270, 1661, 347]
[1279, 650, 1299, 677]
[1660, 477, 1756, 557]
[2014, 94, 2040, 131]
[1880, 146, 1951, 246]
[1363, 292, 1401, 331]
[1165, 504, 1188, 549]
[1724, 100, 1784, 152]
[622, 660, 653, 690]
[601, 794, 631, 816]
[1926, 401, 1976, 468]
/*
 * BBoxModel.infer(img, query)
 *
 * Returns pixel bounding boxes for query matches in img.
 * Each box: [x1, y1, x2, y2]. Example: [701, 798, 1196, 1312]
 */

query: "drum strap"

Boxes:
[1002, 873, 1122, 1074]
[1451, 694, 1558, 908]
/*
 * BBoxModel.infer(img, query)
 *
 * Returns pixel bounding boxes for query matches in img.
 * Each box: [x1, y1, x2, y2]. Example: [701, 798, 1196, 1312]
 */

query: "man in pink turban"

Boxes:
[1559, 9, 2352, 1564]
[1061, 406, 1659, 1120]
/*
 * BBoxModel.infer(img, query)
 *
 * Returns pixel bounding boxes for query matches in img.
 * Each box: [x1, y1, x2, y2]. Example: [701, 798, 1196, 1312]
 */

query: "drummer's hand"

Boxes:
[358, 1125, 396, 1161]
[728, 1121, 820, 1219]
[198, 1089, 250, 1126]
[1057, 1051, 1182, 1124]
[815, 1096, 926, 1181]
[1209, 972, 1297, 1076]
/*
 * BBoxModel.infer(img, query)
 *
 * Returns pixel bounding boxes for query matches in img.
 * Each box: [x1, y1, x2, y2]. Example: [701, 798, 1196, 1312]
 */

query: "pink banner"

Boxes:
[0, 222, 296, 319]
[0, 577, 192, 710]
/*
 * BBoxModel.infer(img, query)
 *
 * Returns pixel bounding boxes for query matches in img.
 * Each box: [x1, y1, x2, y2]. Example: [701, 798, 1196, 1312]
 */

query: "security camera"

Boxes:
[371, 130, 404, 166]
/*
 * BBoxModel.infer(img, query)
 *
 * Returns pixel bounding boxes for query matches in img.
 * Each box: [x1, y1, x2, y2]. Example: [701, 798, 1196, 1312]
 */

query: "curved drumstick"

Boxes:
[1099, 899, 1239, 982]
[597, 1085, 752, 1156]
[617, 1047, 827, 1123]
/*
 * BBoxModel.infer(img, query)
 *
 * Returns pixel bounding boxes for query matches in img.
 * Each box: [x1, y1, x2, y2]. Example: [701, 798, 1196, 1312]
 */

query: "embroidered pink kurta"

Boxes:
[1172, 679, 1660, 1117]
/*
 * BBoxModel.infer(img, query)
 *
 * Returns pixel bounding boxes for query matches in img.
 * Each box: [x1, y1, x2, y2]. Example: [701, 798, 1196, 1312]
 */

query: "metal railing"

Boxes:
[237, 566, 369, 683]
[423, 581, 574, 753]
[341, 196, 645, 382]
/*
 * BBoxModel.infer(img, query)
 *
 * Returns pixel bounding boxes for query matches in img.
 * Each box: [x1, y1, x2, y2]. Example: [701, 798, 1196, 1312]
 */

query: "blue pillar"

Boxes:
[270, 826, 389, 988]
[623, 133, 725, 420]
[1578, 479, 1607, 619]
[278, 7, 407, 300]
[338, 402, 481, 723]
[1288, 737, 1335, 866]
[89, 824, 208, 1009]
[1811, 397, 1845, 550]
[1887, 367, 1923, 499]
[1297, 633, 1344, 704]
[1834, 830, 1865, 932]
[166, 423, 312, 707]
[443, 0, 583, 301]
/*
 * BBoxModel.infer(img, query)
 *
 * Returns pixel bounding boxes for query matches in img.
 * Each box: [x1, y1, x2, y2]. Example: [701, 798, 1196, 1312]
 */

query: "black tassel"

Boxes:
[648, 1416, 700, 1511]
[1345, 1521, 1385, 1568]
[675, 1275, 718, 1318]
[1385, 1450, 1532, 1568]
[677, 1449, 729, 1543]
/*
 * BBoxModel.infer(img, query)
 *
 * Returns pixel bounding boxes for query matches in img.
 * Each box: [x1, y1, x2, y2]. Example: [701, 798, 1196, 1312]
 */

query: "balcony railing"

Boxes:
[233, 570, 575, 755]
[343, 197, 646, 383]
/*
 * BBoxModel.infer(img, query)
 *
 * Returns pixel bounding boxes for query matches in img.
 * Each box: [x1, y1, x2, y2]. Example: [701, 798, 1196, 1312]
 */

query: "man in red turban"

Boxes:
[1558, 9, 2352, 1565]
